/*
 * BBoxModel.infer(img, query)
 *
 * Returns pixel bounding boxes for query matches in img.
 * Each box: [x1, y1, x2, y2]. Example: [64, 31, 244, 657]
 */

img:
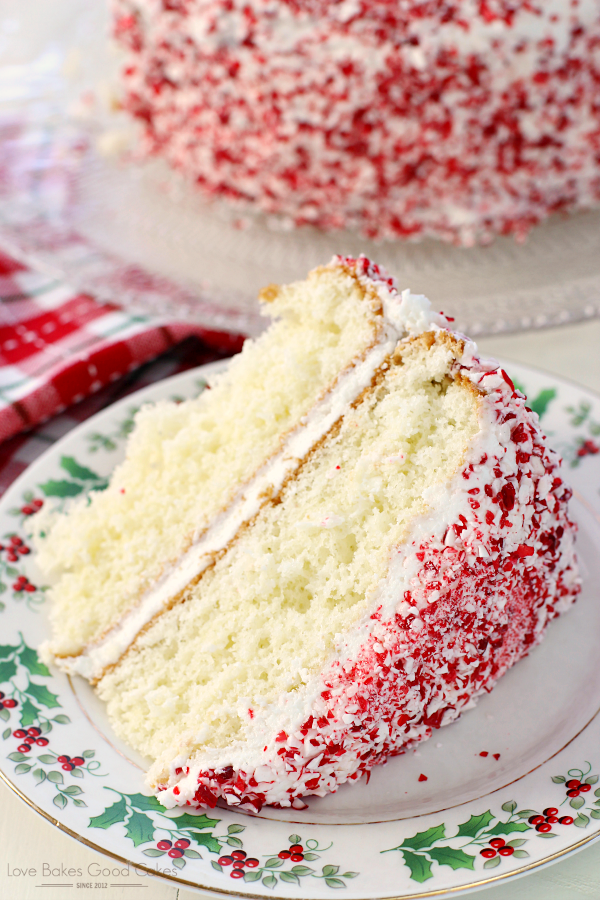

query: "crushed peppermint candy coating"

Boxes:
[112, 0, 600, 243]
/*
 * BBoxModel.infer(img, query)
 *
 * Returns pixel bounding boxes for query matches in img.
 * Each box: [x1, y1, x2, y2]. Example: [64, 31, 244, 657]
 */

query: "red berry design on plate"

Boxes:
[480, 848, 496, 858]
[13, 729, 27, 739]
[57, 755, 70, 764]
[62, 763, 75, 771]
[528, 815, 545, 825]
[157, 840, 172, 851]
[291, 852, 304, 861]
[27, 727, 41, 737]
[168, 848, 183, 859]
[35, 738, 49, 746]
[566, 779, 581, 789]
[3, 698, 17, 708]
[71, 757, 85, 767]
[0, 691, 4, 700]
[174, 839, 190, 849]
[246, 858, 259, 868]
[579, 784, 592, 793]
[230, 869, 244, 879]
[18, 744, 32, 753]
[536, 822, 552, 833]
[543, 807, 559, 816]
[567, 788, 581, 797]
[10, 536, 22, 547]
[559, 816, 574, 825]
[489, 838, 505, 849]
[231, 850, 246, 861]
[13, 575, 35, 593]
[577, 440, 600, 458]
[498, 846, 514, 857]
[278, 850, 291, 859]
[218, 856, 234, 866]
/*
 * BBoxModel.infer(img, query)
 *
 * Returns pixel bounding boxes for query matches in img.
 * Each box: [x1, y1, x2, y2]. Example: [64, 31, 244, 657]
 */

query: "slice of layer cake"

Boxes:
[37, 257, 579, 812]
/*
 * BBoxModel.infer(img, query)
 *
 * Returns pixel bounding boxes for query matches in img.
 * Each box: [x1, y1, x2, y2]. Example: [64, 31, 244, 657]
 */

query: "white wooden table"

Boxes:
[1, 317, 599, 900]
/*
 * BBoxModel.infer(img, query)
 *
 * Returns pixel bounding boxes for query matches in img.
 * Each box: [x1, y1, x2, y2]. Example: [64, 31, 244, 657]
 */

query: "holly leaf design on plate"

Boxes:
[59, 457, 103, 482]
[400, 824, 445, 851]
[18, 646, 50, 678]
[0, 644, 19, 660]
[125, 793, 164, 813]
[89, 797, 128, 830]
[428, 847, 476, 871]
[188, 832, 222, 854]
[26, 681, 60, 709]
[529, 388, 557, 419]
[19, 697, 39, 728]
[400, 850, 433, 883]
[169, 812, 220, 831]
[486, 821, 531, 837]
[125, 811, 155, 847]
[455, 811, 494, 838]
[39, 480, 84, 498]
[0, 659, 17, 682]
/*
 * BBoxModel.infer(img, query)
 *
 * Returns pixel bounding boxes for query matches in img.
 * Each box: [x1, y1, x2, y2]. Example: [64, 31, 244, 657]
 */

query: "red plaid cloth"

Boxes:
[0, 242, 243, 444]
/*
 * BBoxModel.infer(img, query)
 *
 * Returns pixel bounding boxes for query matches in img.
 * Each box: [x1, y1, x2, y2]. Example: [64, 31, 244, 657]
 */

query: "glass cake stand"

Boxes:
[1, 0, 600, 339]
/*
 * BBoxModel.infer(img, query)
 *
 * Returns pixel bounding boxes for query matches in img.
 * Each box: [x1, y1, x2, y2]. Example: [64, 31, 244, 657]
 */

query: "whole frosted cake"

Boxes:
[37, 256, 579, 811]
[111, 0, 600, 243]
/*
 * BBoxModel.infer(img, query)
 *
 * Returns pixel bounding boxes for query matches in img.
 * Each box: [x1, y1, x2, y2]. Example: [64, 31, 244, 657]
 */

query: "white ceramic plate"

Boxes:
[0, 359, 599, 899]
